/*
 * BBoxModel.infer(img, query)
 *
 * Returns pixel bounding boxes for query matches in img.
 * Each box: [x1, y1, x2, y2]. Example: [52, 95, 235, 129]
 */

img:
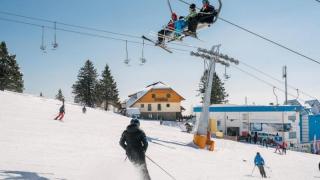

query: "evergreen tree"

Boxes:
[55, 89, 64, 101]
[72, 60, 98, 107]
[0, 41, 24, 92]
[96, 64, 120, 110]
[198, 70, 228, 104]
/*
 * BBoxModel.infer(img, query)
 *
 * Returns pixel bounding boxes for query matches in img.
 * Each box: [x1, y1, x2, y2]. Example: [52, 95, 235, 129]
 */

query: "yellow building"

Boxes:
[126, 82, 185, 120]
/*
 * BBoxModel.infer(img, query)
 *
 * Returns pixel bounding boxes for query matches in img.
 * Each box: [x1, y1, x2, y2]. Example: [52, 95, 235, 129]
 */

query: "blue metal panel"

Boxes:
[193, 105, 302, 113]
[308, 115, 320, 142]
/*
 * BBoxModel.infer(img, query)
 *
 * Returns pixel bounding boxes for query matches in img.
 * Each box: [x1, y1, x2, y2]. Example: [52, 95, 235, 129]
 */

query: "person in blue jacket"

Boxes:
[254, 152, 267, 178]
[174, 16, 187, 39]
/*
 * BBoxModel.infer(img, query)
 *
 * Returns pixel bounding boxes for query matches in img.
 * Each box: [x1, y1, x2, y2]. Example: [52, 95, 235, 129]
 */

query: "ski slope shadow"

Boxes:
[0, 170, 66, 180]
[148, 137, 198, 149]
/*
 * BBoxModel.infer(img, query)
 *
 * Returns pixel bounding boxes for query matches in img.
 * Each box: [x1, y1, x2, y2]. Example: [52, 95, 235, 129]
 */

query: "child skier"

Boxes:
[54, 100, 65, 121]
[174, 16, 186, 39]
[254, 152, 267, 178]
[156, 13, 178, 45]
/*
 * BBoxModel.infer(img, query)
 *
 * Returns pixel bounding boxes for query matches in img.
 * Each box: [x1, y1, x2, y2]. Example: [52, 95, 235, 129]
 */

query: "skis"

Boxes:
[167, 31, 197, 43]
[142, 35, 173, 53]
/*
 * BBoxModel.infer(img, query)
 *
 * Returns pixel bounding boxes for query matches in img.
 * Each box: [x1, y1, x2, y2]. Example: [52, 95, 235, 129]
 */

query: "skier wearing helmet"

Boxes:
[185, 3, 198, 36]
[156, 13, 178, 45]
[120, 118, 150, 180]
[198, 0, 217, 24]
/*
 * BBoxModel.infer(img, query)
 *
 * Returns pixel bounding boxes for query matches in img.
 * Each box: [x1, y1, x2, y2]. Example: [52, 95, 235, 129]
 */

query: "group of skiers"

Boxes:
[274, 133, 288, 155]
[53, 99, 87, 121]
[157, 0, 218, 45]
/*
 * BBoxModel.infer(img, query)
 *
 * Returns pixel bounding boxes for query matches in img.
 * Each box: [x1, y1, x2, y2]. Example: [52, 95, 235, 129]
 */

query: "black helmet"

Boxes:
[190, 3, 196, 10]
[130, 118, 140, 126]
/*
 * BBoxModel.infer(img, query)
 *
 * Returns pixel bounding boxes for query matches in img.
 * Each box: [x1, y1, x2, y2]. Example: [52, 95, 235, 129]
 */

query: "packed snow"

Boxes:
[0, 90, 319, 180]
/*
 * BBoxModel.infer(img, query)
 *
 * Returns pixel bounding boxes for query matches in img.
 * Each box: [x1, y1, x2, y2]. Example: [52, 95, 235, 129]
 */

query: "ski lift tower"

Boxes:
[191, 45, 239, 150]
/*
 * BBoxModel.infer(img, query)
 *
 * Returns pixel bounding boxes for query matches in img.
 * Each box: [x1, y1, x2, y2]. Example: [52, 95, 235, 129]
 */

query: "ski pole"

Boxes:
[146, 155, 176, 180]
[251, 165, 256, 176]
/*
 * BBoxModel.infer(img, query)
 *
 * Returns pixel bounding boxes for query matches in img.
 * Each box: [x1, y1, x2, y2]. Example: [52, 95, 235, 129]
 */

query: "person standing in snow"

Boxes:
[274, 133, 282, 154]
[120, 119, 151, 180]
[254, 152, 267, 178]
[54, 99, 65, 121]
[82, 106, 86, 114]
[253, 132, 258, 144]
[281, 141, 287, 155]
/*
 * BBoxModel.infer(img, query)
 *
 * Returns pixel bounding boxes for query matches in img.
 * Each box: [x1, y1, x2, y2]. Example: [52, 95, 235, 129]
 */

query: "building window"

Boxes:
[158, 104, 161, 111]
[148, 104, 152, 111]
[166, 93, 171, 98]
[152, 94, 156, 98]
[140, 104, 144, 108]
[289, 132, 297, 139]
[166, 104, 170, 108]
[288, 115, 296, 122]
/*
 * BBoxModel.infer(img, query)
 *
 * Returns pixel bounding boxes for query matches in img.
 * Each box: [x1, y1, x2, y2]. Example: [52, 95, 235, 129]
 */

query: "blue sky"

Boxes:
[1, 0, 319, 114]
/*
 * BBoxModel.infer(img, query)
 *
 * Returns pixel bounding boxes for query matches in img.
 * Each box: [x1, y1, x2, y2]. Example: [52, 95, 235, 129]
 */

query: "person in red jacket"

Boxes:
[156, 13, 178, 45]
[282, 141, 288, 155]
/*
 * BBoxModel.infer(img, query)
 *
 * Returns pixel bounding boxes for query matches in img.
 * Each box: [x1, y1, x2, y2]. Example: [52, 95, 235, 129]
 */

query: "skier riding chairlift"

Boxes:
[156, 13, 178, 45]
[143, 0, 221, 53]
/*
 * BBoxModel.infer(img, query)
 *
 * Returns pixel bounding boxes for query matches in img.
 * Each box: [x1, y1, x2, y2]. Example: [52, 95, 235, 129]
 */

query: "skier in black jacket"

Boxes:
[120, 119, 150, 180]
[198, 0, 217, 24]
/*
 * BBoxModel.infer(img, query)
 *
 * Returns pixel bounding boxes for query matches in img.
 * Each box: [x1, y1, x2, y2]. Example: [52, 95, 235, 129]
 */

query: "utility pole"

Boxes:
[283, 66, 288, 105]
[191, 45, 239, 148]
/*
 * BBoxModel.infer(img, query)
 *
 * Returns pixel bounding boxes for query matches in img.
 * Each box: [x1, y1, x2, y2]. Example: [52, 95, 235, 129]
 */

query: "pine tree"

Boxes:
[0, 41, 24, 92]
[55, 89, 64, 101]
[198, 70, 228, 104]
[96, 64, 120, 110]
[72, 60, 98, 107]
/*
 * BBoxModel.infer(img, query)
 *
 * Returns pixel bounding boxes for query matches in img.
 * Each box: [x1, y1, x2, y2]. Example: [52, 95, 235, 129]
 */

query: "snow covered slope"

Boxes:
[0, 91, 319, 180]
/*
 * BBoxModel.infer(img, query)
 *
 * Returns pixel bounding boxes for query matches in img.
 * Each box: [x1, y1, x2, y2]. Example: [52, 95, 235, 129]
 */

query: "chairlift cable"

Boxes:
[239, 60, 318, 100]
[167, 0, 174, 14]
[0, 16, 192, 53]
[0, 11, 203, 50]
[170, 0, 320, 65]
[0, 11, 140, 39]
[230, 64, 307, 102]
